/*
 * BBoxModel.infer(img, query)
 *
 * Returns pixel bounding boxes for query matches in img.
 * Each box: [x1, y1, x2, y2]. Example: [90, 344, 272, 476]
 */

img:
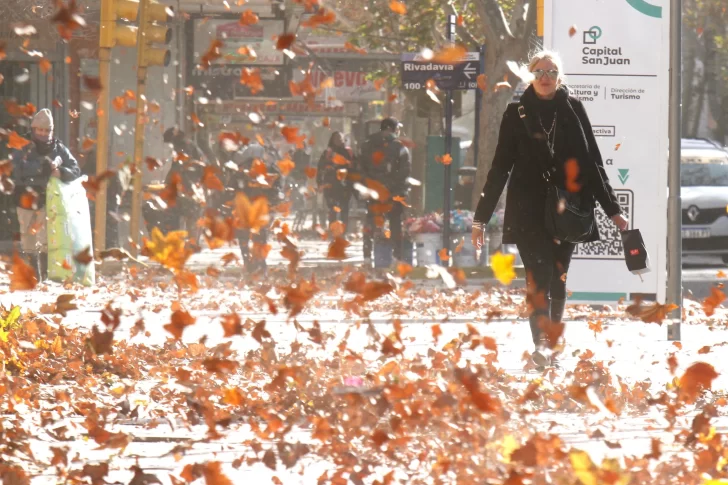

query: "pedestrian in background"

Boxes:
[359, 117, 411, 263]
[11, 109, 81, 280]
[471, 51, 628, 368]
[317, 132, 355, 233]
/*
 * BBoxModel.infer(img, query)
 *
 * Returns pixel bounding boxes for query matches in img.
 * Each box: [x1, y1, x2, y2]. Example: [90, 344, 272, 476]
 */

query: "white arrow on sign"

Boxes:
[463, 62, 477, 79]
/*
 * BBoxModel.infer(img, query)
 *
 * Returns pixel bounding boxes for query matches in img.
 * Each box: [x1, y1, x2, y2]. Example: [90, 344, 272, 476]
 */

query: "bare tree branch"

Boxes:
[473, 0, 513, 43]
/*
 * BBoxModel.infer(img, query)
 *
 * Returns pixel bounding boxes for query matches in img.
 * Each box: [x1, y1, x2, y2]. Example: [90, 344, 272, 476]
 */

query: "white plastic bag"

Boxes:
[46, 176, 95, 286]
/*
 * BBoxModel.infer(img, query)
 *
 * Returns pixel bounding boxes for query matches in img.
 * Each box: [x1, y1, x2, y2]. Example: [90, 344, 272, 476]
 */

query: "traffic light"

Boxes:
[139, 1, 173, 67]
[100, 0, 140, 48]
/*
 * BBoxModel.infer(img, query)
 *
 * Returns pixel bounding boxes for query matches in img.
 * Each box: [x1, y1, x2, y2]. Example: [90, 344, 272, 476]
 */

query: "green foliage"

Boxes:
[0, 306, 22, 343]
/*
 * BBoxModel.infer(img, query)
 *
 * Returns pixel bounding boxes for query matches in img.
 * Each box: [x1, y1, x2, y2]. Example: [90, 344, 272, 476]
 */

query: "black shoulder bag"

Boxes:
[518, 104, 595, 243]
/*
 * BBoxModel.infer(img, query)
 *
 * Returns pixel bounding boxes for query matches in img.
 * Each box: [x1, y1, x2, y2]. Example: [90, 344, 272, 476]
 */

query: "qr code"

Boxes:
[573, 189, 633, 260]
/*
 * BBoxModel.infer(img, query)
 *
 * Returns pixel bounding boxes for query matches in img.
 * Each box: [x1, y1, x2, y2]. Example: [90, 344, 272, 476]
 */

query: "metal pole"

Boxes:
[667, 0, 682, 340]
[442, 14, 456, 263]
[472, 44, 485, 172]
[94, 46, 111, 255]
[129, 0, 148, 257]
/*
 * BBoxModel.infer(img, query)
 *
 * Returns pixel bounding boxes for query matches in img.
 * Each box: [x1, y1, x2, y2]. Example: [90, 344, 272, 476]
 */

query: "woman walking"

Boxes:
[471, 51, 628, 368]
[317, 132, 355, 232]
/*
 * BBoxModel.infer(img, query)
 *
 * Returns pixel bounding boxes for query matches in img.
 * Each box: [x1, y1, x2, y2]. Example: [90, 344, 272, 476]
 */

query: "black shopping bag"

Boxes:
[621, 229, 650, 275]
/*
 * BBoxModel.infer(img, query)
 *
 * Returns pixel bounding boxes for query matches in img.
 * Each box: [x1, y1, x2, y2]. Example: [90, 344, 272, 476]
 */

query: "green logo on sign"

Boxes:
[618, 169, 630, 185]
[626, 0, 662, 18]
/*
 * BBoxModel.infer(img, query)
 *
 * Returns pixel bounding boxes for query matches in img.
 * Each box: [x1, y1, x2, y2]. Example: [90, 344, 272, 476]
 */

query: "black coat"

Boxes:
[316, 145, 354, 200]
[474, 85, 621, 244]
[359, 131, 411, 196]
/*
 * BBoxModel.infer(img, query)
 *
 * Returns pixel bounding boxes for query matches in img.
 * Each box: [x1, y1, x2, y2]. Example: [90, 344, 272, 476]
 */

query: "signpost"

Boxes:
[400, 28, 481, 261]
[400, 52, 480, 91]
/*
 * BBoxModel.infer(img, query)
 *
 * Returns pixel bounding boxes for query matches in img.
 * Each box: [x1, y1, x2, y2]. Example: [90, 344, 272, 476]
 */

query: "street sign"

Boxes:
[400, 52, 480, 90]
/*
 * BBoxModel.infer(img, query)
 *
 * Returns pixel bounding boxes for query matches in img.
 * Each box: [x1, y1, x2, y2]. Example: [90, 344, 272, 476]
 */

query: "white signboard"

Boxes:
[193, 19, 285, 65]
[544, 0, 669, 302]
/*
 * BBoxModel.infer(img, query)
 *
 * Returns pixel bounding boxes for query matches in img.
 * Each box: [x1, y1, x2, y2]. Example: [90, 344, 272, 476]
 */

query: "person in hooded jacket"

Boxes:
[11, 108, 81, 279]
[359, 117, 411, 262]
[317, 132, 355, 232]
[471, 51, 629, 369]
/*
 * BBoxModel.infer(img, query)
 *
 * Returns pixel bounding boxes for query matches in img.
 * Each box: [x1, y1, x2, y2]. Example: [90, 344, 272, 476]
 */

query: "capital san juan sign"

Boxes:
[544, 0, 669, 303]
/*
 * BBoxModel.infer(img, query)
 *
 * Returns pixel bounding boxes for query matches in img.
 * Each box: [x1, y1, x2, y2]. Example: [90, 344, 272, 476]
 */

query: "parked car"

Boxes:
[681, 138, 728, 262]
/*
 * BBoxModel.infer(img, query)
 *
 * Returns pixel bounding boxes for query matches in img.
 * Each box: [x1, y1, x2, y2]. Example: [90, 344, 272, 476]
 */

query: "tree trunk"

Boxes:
[681, 28, 698, 136]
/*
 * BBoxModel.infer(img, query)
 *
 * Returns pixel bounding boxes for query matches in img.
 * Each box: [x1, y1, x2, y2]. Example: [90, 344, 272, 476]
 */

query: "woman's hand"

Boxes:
[471, 226, 484, 249]
[611, 214, 629, 232]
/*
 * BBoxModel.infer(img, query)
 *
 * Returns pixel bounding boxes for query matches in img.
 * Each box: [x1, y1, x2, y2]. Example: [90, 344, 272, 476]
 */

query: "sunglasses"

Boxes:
[532, 69, 559, 81]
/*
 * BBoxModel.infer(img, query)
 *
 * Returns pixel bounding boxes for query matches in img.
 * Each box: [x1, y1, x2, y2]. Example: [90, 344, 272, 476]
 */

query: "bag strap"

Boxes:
[518, 103, 557, 183]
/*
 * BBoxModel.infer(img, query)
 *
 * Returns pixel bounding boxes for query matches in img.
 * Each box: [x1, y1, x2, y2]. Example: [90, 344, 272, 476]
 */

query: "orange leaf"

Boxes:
[301, 8, 336, 27]
[81, 137, 96, 151]
[281, 126, 306, 148]
[366, 179, 391, 201]
[7, 131, 30, 150]
[233, 193, 270, 232]
[249, 158, 267, 178]
[164, 309, 196, 340]
[276, 33, 296, 51]
[679, 362, 719, 403]
[615, 143, 622, 151]
[221, 313, 243, 337]
[477, 74, 488, 91]
[438, 248, 450, 261]
[625, 299, 678, 324]
[10, 252, 37, 291]
[343, 42, 367, 55]
[19, 190, 38, 210]
[569, 25, 578, 37]
[565, 158, 581, 193]
[436, 153, 453, 165]
[276, 157, 295, 176]
[141, 227, 194, 270]
[388, 0, 407, 14]
[190, 113, 203, 127]
[201, 166, 224, 191]
[240, 67, 264, 95]
[200, 39, 223, 69]
[304, 167, 317, 179]
[703, 286, 725, 317]
[373, 78, 386, 91]
[372, 151, 385, 166]
[39, 59, 52, 74]
[239, 9, 259, 25]
[432, 44, 467, 63]
[252, 242, 271, 260]
[145, 156, 163, 171]
[457, 14, 464, 26]
[327, 237, 350, 260]
[111, 96, 126, 112]
[397, 262, 413, 278]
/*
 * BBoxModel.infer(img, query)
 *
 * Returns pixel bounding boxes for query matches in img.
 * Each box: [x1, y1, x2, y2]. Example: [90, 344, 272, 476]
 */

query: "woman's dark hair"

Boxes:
[328, 131, 344, 147]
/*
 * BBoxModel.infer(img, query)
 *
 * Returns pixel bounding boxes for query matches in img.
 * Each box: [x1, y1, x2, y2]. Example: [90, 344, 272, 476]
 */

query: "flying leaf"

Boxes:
[301, 8, 336, 27]
[436, 154, 453, 165]
[344, 42, 367, 55]
[491, 251, 516, 285]
[51, 0, 87, 40]
[477, 73, 488, 91]
[565, 158, 581, 192]
[201, 166, 224, 191]
[276, 157, 295, 176]
[388, 0, 407, 14]
[7, 131, 30, 150]
[240, 67, 264, 94]
[281, 126, 306, 148]
[200, 39, 223, 69]
[145, 156, 162, 171]
[438, 248, 450, 262]
[432, 44, 467, 63]
[239, 9, 259, 25]
[679, 362, 719, 403]
[304, 167, 317, 179]
[703, 286, 725, 317]
[276, 33, 296, 51]
[164, 309, 196, 340]
[82, 76, 103, 96]
[10, 252, 37, 291]
[569, 25, 578, 37]
[233, 193, 270, 232]
[625, 299, 678, 324]
[141, 228, 193, 270]
[327, 237, 350, 260]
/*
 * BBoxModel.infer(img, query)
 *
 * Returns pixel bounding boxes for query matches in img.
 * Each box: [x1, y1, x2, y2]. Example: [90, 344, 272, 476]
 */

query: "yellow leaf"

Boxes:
[141, 228, 193, 270]
[490, 251, 516, 285]
[569, 450, 598, 485]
